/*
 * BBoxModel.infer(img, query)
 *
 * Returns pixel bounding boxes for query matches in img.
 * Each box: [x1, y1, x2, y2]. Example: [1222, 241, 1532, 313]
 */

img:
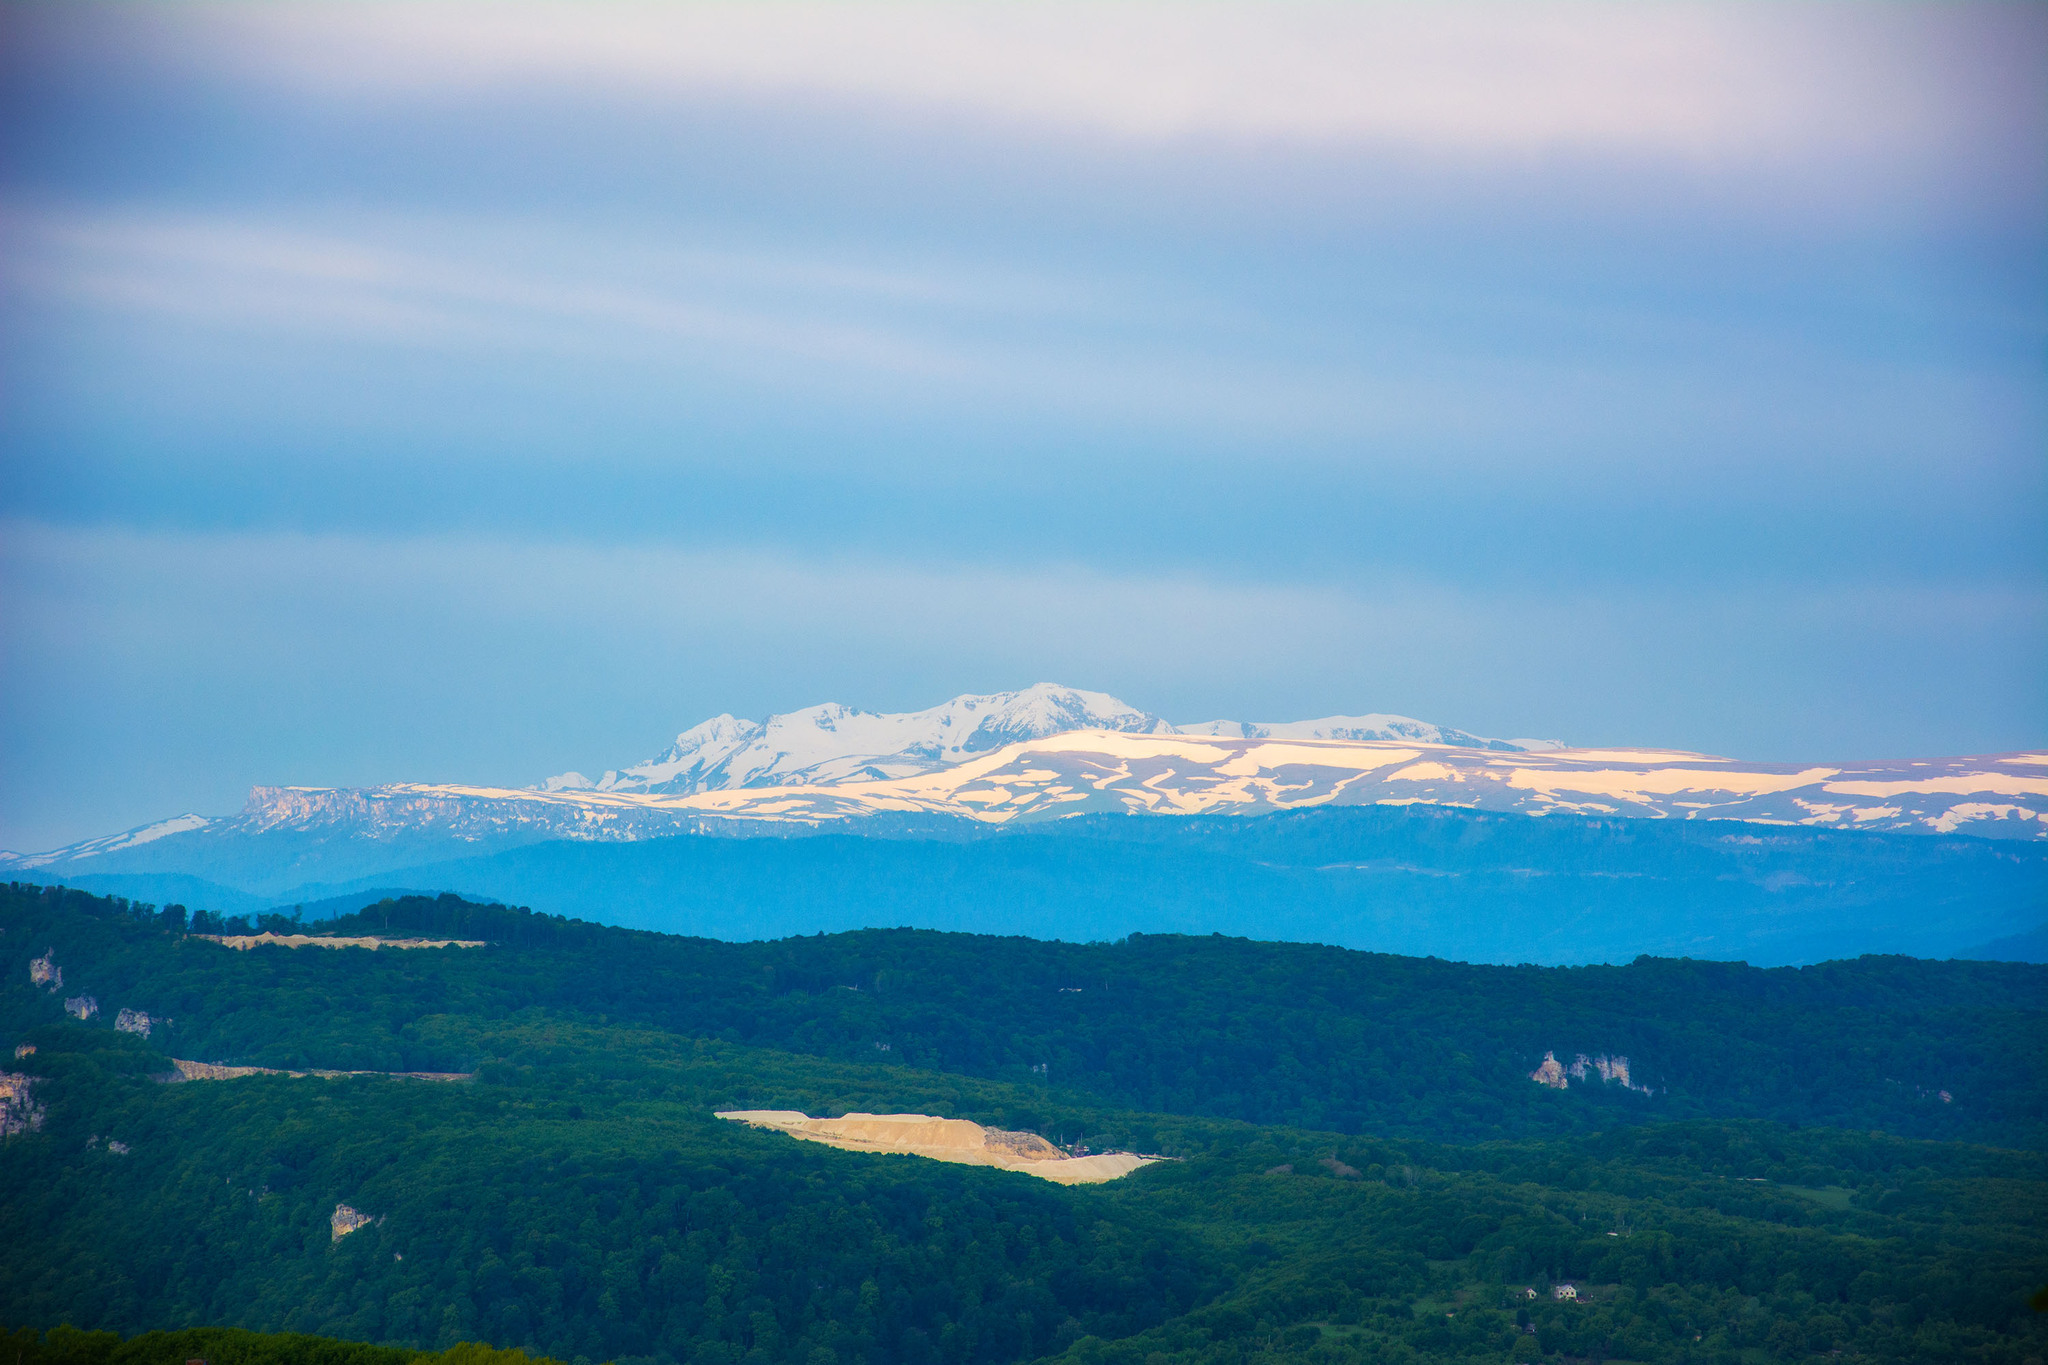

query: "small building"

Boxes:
[1555, 1284, 1579, 1301]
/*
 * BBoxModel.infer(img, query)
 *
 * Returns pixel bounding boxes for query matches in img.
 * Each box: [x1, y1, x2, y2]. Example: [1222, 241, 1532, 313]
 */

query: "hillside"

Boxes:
[9, 881, 2043, 1147]
[32, 804, 2048, 966]
[2, 885, 2044, 1364]
[8, 892, 2039, 1358]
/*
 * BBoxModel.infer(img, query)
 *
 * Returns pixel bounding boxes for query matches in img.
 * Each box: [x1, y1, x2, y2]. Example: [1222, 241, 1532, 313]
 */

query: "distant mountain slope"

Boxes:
[5, 687, 2041, 936]
[1962, 922, 2048, 963]
[23, 806, 2047, 967]
[1178, 714, 1561, 750]
[20, 732, 2038, 873]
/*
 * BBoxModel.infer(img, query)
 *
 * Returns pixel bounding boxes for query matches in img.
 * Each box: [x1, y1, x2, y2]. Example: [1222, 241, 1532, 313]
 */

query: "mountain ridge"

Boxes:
[4, 686, 2043, 957]
[5, 732, 2045, 887]
[535, 682, 1556, 796]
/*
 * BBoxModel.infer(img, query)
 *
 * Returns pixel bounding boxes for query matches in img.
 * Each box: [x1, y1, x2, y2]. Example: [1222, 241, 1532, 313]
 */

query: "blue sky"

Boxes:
[1, 2, 2044, 850]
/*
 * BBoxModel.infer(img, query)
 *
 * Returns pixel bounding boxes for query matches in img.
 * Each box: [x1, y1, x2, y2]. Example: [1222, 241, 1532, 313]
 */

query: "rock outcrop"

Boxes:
[1530, 1051, 1652, 1093]
[1569, 1054, 1634, 1087]
[0, 1072, 45, 1137]
[331, 1204, 374, 1240]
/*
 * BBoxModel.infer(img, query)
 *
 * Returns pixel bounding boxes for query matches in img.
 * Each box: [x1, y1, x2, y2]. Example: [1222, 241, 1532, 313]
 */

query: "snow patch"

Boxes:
[539, 686, 1541, 796]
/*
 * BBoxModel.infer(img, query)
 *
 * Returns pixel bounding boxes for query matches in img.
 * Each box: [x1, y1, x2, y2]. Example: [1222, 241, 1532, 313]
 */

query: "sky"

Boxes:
[1, 1, 2044, 851]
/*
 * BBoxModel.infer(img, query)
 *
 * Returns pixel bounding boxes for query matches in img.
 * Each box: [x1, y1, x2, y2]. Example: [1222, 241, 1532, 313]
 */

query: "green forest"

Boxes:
[4, 882, 2045, 1365]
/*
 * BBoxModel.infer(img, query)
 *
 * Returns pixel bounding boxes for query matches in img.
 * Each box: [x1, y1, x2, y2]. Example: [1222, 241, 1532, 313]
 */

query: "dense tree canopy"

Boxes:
[4, 883, 2044, 1365]
[8, 882, 2040, 1144]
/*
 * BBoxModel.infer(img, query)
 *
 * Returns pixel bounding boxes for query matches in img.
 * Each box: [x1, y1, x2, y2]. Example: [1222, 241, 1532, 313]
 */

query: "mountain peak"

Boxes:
[537, 684, 1174, 797]
[535, 685, 1553, 798]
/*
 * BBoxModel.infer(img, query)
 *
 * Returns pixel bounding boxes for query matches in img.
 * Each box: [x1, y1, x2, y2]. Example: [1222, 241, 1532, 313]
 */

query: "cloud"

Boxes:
[9, 197, 2033, 499]
[2, 203, 990, 376]
[2, 6, 2041, 851]
[5, 199, 1327, 432]
[169, 1, 2037, 172]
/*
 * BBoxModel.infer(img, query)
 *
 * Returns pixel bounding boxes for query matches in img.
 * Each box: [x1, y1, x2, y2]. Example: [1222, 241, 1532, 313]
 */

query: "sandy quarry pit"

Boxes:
[716, 1110, 1157, 1184]
[190, 933, 485, 951]
[167, 1058, 472, 1082]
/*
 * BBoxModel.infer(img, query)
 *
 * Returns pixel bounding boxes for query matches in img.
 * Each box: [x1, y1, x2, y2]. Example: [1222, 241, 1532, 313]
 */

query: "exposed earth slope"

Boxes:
[715, 1110, 1156, 1184]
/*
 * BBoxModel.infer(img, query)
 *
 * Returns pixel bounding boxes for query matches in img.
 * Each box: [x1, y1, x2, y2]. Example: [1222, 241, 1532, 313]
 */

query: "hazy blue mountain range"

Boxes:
[4, 689, 2042, 886]
[5, 686, 2043, 965]
[25, 805, 2048, 968]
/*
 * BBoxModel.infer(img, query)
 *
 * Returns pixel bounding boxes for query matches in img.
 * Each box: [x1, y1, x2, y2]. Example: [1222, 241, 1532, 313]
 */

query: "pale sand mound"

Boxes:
[168, 1058, 471, 1082]
[717, 1111, 1157, 1184]
[191, 933, 485, 951]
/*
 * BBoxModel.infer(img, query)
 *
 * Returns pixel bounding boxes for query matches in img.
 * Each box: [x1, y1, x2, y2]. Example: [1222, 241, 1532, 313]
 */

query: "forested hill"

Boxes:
[8, 882, 2042, 1146]
[49, 803, 2048, 965]
[5, 882, 2046, 1365]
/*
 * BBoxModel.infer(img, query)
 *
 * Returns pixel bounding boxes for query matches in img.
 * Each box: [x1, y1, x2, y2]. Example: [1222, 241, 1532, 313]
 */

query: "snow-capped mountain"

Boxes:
[536, 683, 1548, 796]
[9, 735, 2043, 890]
[249, 736, 2048, 840]
[8, 685, 2044, 917]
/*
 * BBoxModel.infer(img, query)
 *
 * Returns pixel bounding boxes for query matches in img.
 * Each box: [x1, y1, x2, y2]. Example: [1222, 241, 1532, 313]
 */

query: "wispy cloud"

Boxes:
[8, 197, 2020, 478]
[0, 201, 1564, 442]
[3, 204, 998, 377]
[2, 2, 2040, 846]
[172, 2, 2035, 172]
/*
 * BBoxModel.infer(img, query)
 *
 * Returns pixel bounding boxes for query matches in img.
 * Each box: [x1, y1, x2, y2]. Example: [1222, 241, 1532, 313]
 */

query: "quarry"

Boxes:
[717, 1110, 1158, 1184]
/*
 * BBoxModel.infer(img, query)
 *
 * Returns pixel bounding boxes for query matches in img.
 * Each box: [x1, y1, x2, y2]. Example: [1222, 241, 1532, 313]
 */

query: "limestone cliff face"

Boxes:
[64, 996, 98, 1021]
[1577, 1055, 1633, 1087]
[0, 1073, 45, 1137]
[114, 1009, 154, 1038]
[28, 952, 60, 990]
[1530, 1051, 1651, 1093]
[331, 1204, 375, 1241]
